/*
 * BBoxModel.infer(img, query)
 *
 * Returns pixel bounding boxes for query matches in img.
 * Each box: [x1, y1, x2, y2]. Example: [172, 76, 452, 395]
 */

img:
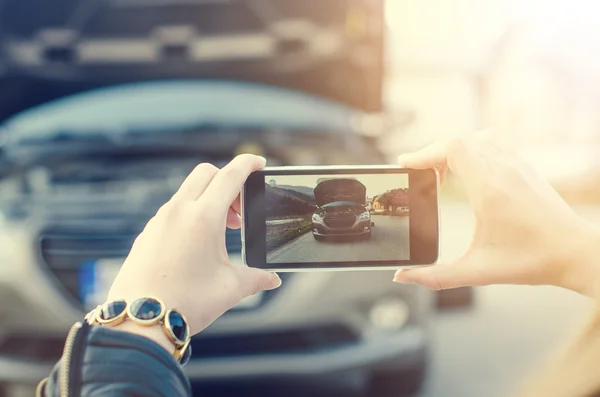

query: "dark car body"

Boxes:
[312, 178, 372, 240]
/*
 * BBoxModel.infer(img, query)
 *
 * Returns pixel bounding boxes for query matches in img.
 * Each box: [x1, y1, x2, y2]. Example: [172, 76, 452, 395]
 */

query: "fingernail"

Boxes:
[393, 270, 413, 283]
[270, 272, 282, 288]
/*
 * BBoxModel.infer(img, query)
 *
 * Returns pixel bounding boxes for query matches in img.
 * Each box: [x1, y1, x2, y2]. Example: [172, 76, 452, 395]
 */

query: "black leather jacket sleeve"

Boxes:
[37, 321, 192, 397]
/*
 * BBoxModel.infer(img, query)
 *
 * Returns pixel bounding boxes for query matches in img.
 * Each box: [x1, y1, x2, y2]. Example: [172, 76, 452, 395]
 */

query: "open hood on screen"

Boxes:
[0, 0, 384, 123]
[314, 178, 366, 207]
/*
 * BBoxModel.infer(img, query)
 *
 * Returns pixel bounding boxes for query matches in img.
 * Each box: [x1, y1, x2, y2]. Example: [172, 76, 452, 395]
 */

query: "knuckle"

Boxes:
[156, 201, 176, 217]
[156, 201, 187, 222]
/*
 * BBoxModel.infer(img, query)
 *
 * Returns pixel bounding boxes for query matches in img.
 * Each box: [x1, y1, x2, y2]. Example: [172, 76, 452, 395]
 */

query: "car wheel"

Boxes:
[313, 234, 324, 242]
[368, 363, 427, 397]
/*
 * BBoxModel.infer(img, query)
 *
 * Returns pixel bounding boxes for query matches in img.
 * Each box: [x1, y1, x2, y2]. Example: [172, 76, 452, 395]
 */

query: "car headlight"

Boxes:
[312, 213, 321, 222]
[359, 211, 370, 221]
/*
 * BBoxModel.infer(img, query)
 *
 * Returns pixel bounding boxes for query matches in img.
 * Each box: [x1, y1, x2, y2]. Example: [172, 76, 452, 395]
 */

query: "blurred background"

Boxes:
[0, 0, 598, 396]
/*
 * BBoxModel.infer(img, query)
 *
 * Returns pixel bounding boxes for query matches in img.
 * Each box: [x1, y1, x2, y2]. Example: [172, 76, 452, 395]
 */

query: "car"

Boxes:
[0, 1, 433, 396]
[311, 178, 372, 241]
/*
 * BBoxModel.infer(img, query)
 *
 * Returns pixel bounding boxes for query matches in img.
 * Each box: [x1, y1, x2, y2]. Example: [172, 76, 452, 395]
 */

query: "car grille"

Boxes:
[323, 213, 355, 228]
[38, 228, 246, 307]
[0, 324, 358, 361]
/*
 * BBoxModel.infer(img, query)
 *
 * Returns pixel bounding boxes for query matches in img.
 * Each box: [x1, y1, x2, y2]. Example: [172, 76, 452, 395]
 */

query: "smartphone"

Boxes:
[242, 165, 439, 271]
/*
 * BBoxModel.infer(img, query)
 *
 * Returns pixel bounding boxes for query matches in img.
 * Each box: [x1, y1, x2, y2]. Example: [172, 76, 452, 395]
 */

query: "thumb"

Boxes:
[397, 139, 450, 170]
[235, 266, 282, 297]
[397, 140, 450, 184]
[393, 255, 481, 290]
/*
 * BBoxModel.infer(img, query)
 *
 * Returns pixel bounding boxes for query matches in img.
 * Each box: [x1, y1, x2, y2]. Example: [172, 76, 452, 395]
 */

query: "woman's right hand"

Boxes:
[393, 135, 600, 297]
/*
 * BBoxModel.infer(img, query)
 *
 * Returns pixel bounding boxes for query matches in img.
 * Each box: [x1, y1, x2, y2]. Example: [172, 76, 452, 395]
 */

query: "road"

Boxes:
[267, 216, 410, 264]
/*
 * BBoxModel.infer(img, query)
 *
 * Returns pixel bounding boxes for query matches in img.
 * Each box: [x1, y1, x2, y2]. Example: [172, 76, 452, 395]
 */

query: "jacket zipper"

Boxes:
[60, 321, 91, 397]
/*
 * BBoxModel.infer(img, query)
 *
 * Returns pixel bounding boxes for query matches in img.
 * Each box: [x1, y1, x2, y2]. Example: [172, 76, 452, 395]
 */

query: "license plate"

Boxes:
[79, 259, 123, 311]
[79, 258, 263, 311]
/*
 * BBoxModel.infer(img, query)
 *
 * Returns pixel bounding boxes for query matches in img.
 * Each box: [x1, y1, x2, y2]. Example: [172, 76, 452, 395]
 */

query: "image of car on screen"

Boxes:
[311, 178, 373, 241]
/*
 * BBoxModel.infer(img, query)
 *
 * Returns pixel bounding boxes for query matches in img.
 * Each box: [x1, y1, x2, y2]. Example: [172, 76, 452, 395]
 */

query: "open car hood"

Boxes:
[0, 0, 384, 123]
[314, 178, 366, 207]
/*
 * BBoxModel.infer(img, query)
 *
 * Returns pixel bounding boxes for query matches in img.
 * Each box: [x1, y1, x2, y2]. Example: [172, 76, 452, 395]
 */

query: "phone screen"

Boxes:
[243, 167, 438, 271]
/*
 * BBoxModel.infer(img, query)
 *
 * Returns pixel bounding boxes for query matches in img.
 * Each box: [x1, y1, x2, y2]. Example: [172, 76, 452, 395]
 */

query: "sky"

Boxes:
[266, 173, 408, 197]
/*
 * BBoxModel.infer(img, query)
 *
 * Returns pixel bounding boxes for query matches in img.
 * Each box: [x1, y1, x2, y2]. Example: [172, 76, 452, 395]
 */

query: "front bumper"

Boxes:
[0, 226, 433, 385]
[312, 220, 371, 236]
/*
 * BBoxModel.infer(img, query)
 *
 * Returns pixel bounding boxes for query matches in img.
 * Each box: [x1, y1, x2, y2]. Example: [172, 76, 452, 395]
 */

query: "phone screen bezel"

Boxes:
[243, 167, 438, 270]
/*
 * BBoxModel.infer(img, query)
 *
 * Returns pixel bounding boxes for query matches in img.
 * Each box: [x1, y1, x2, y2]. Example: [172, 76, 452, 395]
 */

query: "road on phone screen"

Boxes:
[266, 216, 410, 263]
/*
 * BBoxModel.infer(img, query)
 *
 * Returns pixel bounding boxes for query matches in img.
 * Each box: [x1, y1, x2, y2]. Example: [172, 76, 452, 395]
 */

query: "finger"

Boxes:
[235, 267, 282, 297]
[227, 193, 242, 229]
[227, 194, 242, 229]
[201, 154, 266, 212]
[398, 134, 491, 180]
[397, 139, 450, 171]
[396, 137, 473, 185]
[226, 208, 242, 229]
[397, 138, 468, 189]
[392, 255, 481, 290]
[171, 163, 219, 202]
[231, 193, 241, 215]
